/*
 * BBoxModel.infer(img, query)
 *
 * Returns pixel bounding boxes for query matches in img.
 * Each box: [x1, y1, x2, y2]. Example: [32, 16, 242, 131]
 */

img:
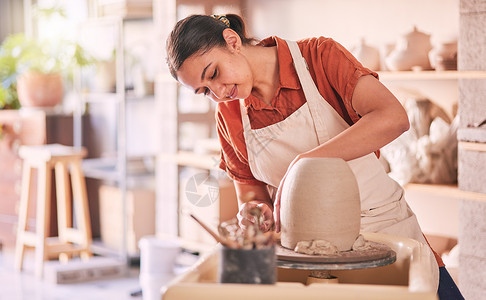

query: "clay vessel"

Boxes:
[95, 60, 116, 92]
[280, 157, 361, 251]
[429, 41, 457, 71]
[17, 71, 63, 107]
[352, 38, 381, 71]
[385, 26, 433, 71]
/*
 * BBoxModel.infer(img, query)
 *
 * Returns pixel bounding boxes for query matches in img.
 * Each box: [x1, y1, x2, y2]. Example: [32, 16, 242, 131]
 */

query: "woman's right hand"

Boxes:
[234, 181, 274, 232]
[237, 200, 274, 232]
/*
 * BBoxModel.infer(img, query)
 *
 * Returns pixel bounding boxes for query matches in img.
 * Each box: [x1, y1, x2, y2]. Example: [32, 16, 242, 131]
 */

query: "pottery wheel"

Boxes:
[276, 240, 396, 271]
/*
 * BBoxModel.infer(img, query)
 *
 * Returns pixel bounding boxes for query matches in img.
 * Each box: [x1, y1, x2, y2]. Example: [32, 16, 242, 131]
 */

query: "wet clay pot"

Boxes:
[280, 157, 361, 251]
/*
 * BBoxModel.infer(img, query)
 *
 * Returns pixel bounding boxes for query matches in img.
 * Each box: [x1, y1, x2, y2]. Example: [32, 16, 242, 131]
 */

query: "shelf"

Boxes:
[80, 93, 120, 107]
[404, 183, 486, 203]
[158, 151, 220, 170]
[378, 70, 486, 81]
[90, 239, 140, 262]
[81, 93, 155, 103]
[82, 157, 120, 181]
[459, 141, 486, 153]
[96, 1, 153, 21]
[82, 157, 155, 187]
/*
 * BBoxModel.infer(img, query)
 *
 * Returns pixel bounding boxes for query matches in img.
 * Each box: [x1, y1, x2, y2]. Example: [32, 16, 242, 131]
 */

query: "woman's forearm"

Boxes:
[301, 75, 409, 161]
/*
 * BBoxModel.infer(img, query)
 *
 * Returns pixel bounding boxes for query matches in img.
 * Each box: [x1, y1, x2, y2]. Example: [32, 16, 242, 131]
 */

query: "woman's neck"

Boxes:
[243, 45, 279, 105]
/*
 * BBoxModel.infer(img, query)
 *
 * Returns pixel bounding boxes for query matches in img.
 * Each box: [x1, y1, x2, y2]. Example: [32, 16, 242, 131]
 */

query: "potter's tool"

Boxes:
[190, 213, 277, 284]
[190, 214, 235, 248]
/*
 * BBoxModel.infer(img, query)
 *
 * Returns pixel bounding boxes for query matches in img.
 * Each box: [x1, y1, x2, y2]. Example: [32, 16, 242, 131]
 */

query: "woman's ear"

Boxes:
[222, 28, 242, 53]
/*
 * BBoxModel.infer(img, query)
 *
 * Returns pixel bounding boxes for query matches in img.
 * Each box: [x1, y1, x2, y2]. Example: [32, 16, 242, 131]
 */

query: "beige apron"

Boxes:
[239, 39, 437, 254]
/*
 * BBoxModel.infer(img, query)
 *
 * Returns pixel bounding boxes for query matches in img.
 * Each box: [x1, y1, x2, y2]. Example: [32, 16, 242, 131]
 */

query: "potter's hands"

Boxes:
[274, 155, 302, 233]
[237, 200, 274, 232]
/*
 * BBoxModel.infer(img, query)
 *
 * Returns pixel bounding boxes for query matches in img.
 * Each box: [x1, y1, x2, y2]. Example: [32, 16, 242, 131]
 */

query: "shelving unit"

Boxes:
[379, 69, 486, 243]
[154, 0, 244, 243]
[73, 10, 157, 261]
[73, 16, 128, 261]
[158, 151, 220, 171]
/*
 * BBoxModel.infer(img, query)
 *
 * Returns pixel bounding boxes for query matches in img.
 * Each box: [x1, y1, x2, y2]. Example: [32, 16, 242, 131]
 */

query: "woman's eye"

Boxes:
[210, 69, 217, 80]
[203, 88, 210, 96]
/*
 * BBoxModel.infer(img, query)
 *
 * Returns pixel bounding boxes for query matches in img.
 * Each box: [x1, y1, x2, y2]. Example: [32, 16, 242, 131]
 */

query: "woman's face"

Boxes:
[176, 44, 253, 102]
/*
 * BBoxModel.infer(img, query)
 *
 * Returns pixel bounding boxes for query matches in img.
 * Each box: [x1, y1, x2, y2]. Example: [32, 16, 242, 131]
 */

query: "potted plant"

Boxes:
[0, 34, 22, 110]
[0, 6, 94, 109]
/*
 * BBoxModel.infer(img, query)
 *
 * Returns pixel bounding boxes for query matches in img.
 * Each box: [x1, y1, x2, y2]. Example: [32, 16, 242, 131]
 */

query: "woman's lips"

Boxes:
[227, 85, 237, 99]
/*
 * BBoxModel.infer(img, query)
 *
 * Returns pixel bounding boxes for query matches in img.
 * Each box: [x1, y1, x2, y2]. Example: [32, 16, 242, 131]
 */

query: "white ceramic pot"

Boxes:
[385, 26, 433, 71]
[95, 60, 116, 92]
[352, 38, 381, 71]
[429, 41, 457, 71]
[280, 157, 361, 251]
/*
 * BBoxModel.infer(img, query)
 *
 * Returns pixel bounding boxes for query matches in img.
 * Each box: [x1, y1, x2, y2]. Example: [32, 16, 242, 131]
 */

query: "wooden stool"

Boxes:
[14, 144, 92, 278]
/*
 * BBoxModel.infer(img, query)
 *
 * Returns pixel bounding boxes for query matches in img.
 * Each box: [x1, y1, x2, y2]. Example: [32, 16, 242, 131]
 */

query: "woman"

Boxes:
[166, 14, 463, 299]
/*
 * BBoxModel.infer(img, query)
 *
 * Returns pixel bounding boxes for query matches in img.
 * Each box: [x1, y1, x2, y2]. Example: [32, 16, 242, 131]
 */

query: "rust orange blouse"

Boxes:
[216, 36, 378, 185]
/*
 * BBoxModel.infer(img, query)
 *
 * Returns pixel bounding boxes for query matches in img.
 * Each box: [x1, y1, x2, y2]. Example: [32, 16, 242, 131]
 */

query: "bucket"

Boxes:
[139, 272, 174, 300]
[138, 236, 181, 275]
[218, 245, 276, 284]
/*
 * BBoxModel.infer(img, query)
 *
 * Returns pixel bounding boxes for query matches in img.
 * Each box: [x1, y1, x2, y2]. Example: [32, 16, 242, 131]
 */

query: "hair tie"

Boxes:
[211, 14, 230, 27]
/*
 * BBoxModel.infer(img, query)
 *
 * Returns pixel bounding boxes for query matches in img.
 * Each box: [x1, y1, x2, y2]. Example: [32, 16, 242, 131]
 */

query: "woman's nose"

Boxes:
[208, 83, 225, 100]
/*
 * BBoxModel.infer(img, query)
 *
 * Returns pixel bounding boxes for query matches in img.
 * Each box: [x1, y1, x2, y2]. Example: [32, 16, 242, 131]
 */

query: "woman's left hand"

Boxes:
[273, 154, 302, 233]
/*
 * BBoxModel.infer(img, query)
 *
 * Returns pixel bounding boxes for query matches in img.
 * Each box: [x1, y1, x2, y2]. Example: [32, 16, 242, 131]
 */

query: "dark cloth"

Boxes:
[438, 266, 464, 300]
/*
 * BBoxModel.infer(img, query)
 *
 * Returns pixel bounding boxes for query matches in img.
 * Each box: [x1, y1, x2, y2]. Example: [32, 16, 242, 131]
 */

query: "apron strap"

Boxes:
[239, 99, 251, 133]
[285, 40, 351, 143]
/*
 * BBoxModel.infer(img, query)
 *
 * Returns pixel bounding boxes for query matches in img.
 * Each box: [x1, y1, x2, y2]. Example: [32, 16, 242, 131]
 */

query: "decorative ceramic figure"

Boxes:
[280, 157, 361, 251]
[385, 26, 433, 71]
[352, 38, 381, 71]
[429, 41, 457, 71]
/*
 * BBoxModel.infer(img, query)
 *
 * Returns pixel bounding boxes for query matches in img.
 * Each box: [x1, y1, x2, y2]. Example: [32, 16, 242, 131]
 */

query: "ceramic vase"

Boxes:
[352, 38, 381, 71]
[17, 71, 63, 107]
[429, 41, 457, 71]
[95, 60, 116, 92]
[280, 157, 361, 251]
[385, 26, 433, 71]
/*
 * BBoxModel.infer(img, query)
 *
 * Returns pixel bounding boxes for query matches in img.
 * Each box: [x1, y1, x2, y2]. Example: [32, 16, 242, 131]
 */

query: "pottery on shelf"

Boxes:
[351, 38, 381, 71]
[385, 26, 433, 71]
[95, 60, 116, 93]
[429, 41, 457, 71]
[280, 157, 361, 252]
[16, 71, 64, 107]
